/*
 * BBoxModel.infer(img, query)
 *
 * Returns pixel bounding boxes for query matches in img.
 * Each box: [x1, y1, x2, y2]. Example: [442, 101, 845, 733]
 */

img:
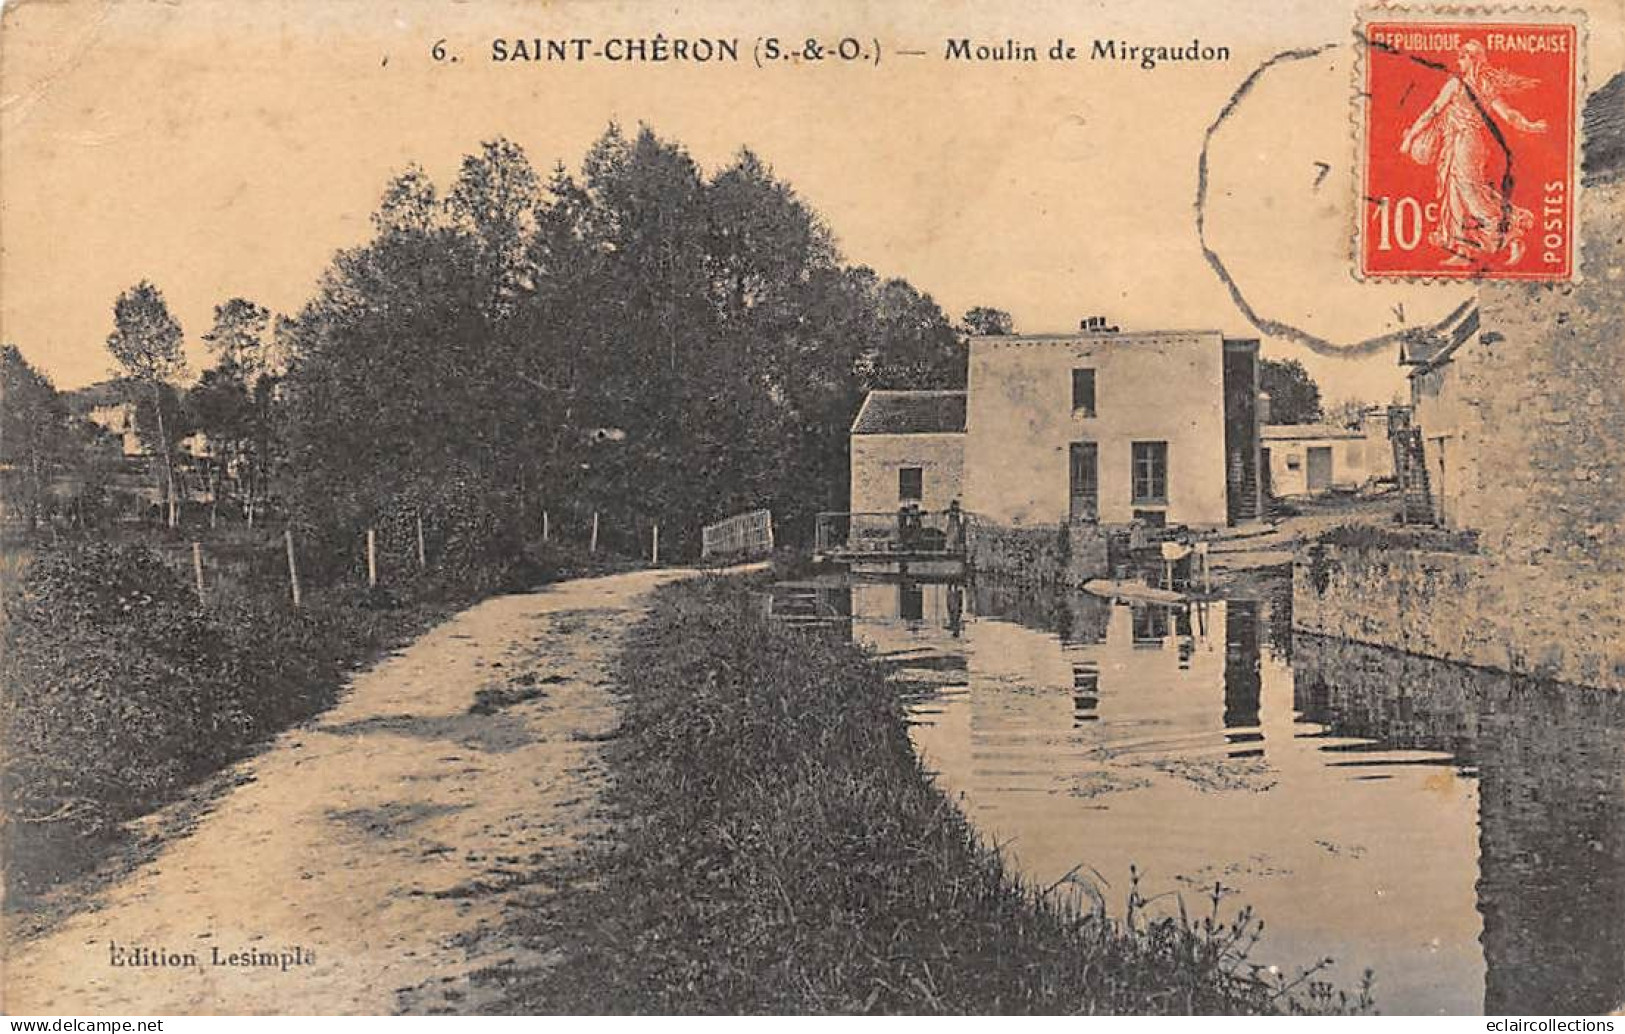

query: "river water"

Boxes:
[777, 576, 1625, 1015]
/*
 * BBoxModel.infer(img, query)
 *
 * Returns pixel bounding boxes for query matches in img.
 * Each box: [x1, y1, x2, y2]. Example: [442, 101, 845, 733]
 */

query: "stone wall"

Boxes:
[848, 433, 964, 514]
[967, 519, 1109, 586]
[1410, 96, 1625, 571]
[1302, 83, 1625, 693]
[1066, 523, 1109, 583]
[1293, 543, 1625, 691]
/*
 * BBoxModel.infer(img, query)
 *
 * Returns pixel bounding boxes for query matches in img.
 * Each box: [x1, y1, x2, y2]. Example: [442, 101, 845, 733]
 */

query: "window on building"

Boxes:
[1069, 442, 1099, 521]
[1133, 604, 1170, 645]
[1071, 368, 1097, 416]
[898, 466, 923, 503]
[1131, 442, 1168, 504]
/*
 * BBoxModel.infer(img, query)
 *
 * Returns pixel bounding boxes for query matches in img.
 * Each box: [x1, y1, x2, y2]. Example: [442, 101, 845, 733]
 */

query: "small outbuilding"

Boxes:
[848, 390, 966, 514]
[1261, 423, 1371, 498]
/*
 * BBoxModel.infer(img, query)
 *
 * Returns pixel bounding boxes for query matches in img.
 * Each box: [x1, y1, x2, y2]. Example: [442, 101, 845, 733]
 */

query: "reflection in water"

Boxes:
[1294, 640, 1625, 1015]
[831, 576, 1625, 1016]
[1223, 605, 1263, 754]
[1073, 661, 1100, 725]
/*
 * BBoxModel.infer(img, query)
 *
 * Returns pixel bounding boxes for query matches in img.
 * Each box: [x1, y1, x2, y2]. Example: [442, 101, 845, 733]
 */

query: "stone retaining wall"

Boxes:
[1293, 543, 1625, 691]
[967, 520, 1108, 586]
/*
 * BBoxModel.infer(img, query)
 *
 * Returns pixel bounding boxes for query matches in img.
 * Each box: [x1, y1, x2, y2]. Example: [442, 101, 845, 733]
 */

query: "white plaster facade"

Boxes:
[1262, 425, 1368, 498]
[961, 331, 1233, 528]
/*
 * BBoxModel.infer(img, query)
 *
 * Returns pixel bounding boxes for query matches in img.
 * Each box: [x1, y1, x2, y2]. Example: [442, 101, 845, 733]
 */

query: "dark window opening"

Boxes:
[1132, 441, 1168, 504]
[898, 466, 923, 503]
[1069, 442, 1099, 521]
[898, 581, 924, 621]
[1133, 604, 1170, 645]
[1072, 368, 1097, 416]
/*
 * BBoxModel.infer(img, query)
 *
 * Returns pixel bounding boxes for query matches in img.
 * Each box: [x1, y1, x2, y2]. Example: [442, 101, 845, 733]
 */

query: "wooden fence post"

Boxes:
[651, 523, 660, 566]
[284, 527, 302, 608]
[367, 527, 378, 588]
[192, 542, 206, 602]
[416, 512, 427, 571]
[590, 512, 599, 555]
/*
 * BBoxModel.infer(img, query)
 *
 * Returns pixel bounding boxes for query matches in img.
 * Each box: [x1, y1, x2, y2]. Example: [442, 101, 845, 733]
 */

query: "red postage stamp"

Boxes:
[1359, 13, 1581, 280]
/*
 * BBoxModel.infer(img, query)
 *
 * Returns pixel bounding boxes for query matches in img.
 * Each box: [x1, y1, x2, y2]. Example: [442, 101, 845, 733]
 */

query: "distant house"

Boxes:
[67, 381, 147, 458]
[848, 390, 965, 515]
[1262, 424, 1369, 498]
[84, 402, 145, 457]
[179, 431, 213, 460]
[1354, 406, 1400, 482]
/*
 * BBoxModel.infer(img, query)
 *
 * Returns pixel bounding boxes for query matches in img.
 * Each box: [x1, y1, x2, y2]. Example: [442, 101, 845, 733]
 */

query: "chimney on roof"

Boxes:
[1080, 315, 1120, 334]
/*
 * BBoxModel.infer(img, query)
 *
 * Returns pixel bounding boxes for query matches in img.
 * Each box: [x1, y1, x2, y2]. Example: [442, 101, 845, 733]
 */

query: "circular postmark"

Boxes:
[1197, 43, 1476, 358]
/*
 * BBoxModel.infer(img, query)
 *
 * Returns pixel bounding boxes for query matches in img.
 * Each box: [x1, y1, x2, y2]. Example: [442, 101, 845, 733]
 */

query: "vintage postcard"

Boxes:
[2, 0, 1623, 1021]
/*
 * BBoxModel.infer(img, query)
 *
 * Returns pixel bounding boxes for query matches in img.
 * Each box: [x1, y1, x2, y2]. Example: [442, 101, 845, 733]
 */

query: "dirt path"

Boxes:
[4, 567, 734, 1015]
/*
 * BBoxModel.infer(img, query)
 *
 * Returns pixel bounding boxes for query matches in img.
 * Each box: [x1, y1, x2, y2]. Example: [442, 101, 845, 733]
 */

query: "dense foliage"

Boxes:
[1259, 358, 1323, 425]
[1, 346, 76, 528]
[279, 127, 965, 562]
[0, 537, 580, 901]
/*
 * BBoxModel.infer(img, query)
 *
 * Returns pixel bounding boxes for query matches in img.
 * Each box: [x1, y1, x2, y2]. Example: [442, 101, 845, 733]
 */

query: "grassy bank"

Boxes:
[0, 533, 620, 909]
[485, 576, 1369, 1014]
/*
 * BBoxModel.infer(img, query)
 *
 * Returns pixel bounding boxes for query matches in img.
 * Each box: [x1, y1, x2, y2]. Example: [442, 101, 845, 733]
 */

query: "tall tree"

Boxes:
[195, 298, 278, 523]
[1259, 357, 1323, 425]
[960, 306, 1015, 337]
[201, 298, 272, 375]
[0, 345, 71, 529]
[106, 281, 186, 527]
[279, 127, 970, 559]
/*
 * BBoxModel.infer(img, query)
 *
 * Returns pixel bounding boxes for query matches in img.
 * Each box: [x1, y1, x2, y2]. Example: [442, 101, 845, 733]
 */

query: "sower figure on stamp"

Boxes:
[1399, 39, 1547, 265]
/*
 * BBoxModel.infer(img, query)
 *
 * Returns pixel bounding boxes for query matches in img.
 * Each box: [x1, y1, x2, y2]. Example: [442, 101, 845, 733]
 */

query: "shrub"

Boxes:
[3, 544, 244, 834]
[1, 541, 439, 900]
[1316, 522, 1479, 554]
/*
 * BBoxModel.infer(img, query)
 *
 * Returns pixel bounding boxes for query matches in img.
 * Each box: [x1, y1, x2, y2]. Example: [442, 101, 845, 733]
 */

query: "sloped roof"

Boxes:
[1399, 304, 1480, 369]
[851, 391, 966, 435]
[1583, 72, 1624, 182]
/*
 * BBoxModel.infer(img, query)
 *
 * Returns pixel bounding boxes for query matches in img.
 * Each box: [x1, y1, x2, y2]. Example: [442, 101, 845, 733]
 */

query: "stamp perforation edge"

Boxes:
[1349, 4, 1589, 285]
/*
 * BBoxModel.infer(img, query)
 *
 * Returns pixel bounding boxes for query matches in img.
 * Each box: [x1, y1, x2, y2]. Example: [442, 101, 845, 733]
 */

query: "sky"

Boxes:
[3, 0, 1621, 403]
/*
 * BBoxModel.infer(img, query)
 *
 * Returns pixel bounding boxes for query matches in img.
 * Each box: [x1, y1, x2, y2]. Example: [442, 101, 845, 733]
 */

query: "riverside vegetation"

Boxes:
[0, 528, 617, 909]
[483, 576, 1373, 1014]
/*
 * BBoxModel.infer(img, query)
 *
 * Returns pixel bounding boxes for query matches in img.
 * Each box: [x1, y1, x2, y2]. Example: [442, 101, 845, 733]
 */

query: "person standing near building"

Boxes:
[945, 499, 965, 552]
